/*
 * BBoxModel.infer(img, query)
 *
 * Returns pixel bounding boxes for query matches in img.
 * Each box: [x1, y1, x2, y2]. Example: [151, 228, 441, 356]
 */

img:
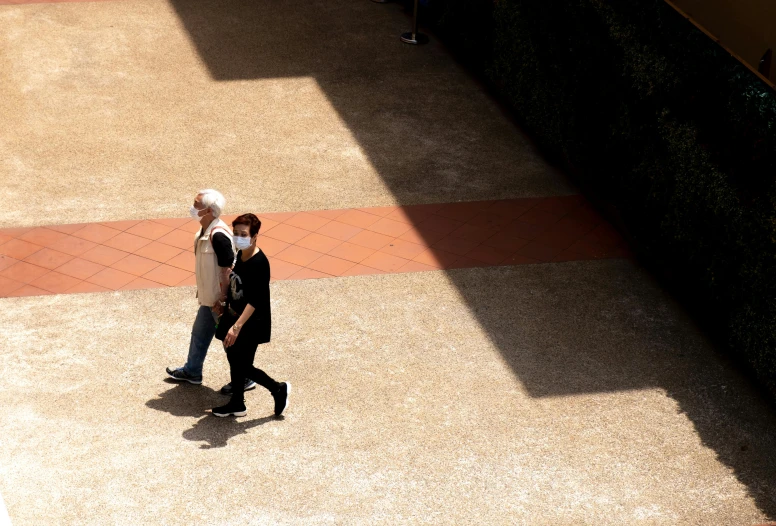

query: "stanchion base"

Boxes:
[400, 32, 428, 45]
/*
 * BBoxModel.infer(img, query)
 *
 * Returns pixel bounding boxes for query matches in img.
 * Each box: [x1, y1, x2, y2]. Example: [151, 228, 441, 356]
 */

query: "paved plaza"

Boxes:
[1, 0, 776, 524]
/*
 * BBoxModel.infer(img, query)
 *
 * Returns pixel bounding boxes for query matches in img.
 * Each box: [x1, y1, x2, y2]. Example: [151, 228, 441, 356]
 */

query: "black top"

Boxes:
[211, 232, 235, 268]
[227, 249, 271, 344]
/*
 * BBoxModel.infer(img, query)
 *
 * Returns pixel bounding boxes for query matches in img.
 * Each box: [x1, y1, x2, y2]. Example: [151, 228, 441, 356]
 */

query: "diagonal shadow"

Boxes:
[454, 262, 776, 516]
[146, 381, 283, 448]
[167, 0, 570, 206]
[166, 0, 776, 516]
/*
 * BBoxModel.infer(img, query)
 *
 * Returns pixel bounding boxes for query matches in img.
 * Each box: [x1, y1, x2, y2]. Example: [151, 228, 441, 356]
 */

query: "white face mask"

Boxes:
[189, 205, 204, 219]
[235, 236, 252, 250]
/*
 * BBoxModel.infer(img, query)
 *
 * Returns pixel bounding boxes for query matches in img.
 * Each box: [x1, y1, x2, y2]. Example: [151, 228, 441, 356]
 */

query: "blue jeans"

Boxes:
[183, 305, 219, 378]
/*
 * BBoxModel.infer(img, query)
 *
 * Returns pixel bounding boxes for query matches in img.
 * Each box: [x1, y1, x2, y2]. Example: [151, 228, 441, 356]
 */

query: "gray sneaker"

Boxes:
[220, 379, 257, 395]
[166, 367, 202, 385]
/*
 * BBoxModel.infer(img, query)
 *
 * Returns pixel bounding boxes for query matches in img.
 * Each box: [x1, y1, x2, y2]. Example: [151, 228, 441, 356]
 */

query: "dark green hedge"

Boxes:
[429, 0, 776, 399]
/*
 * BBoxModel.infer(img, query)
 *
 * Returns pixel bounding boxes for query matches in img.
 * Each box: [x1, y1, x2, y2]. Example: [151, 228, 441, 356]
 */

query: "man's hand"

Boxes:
[212, 302, 224, 316]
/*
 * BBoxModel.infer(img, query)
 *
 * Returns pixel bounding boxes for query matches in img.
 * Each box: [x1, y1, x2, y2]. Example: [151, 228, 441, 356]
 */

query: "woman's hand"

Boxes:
[224, 324, 241, 348]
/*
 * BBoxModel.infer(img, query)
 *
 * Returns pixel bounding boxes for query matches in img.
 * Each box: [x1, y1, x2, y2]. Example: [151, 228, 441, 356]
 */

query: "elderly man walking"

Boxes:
[166, 189, 256, 394]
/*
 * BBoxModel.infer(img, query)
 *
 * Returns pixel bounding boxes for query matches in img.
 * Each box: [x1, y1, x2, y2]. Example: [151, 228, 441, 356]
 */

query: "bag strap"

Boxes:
[210, 226, 231, 240]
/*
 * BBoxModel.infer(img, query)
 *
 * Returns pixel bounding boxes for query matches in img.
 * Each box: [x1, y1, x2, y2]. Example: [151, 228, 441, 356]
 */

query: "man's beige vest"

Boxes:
[194, 218, 235, 306]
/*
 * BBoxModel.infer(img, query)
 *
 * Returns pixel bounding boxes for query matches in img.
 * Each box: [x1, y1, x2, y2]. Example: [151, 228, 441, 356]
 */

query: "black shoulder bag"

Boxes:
[215, 303, 237, 341]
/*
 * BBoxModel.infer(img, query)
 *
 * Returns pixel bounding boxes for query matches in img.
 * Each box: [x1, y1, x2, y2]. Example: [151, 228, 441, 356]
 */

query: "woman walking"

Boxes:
[213, 213, 290, 418]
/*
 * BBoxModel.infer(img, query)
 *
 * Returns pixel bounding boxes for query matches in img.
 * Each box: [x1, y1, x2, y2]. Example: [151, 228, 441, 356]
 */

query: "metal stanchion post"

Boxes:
[400, 0, 428, 45]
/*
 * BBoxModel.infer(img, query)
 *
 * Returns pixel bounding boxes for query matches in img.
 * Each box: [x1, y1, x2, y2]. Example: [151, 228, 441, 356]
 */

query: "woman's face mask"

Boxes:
[235, 236, 253, 250]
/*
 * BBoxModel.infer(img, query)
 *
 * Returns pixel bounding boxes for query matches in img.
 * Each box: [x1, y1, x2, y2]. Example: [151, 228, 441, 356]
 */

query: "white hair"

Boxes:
[198, 189, 225, 218]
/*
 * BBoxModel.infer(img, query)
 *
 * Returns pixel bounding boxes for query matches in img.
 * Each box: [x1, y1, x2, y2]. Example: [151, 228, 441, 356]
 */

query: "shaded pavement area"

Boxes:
[1, 0, 775, 523]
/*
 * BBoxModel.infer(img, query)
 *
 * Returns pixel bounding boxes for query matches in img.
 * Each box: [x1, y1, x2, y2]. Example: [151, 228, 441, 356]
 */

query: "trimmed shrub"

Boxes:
[431, 0, 776, 398]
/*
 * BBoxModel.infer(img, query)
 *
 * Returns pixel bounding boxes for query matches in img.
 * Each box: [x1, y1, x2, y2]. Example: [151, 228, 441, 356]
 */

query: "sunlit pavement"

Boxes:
[1, 0, 775, 524]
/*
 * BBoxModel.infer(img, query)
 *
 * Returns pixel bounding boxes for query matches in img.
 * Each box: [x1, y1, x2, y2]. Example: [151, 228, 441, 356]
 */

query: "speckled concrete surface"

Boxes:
[3, 0, 776, 523]
[0, 0, 573, 228]
[1, 261, 774, 524]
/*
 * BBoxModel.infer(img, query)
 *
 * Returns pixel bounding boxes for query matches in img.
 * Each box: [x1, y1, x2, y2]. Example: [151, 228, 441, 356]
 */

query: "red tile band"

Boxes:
[0, 196, 631, 298]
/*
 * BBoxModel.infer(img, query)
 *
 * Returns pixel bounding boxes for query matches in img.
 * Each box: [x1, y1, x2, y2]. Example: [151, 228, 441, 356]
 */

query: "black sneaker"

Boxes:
[220, 379, 257, 395]
[272, 382, 291, 416]
[166, 367, 202, 385]
[212, 401, 247, 417]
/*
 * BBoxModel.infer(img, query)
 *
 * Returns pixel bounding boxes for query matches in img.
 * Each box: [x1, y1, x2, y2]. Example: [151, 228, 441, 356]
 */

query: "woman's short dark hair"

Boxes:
[232, 213, 262, 237]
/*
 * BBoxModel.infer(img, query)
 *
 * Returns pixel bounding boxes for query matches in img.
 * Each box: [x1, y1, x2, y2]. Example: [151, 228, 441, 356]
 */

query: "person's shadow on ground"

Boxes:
[146, 380, 282, 448]
[146, 379, 224, 417]
[183, 414, 281, 449]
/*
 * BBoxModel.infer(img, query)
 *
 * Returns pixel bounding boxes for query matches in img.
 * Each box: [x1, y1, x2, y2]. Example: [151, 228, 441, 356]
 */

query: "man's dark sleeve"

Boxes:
[211, 232, 234, 267]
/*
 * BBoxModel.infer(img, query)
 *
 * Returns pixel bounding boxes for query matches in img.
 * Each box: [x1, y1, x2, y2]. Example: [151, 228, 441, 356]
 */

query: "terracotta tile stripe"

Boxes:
[0, 196, 631, 298]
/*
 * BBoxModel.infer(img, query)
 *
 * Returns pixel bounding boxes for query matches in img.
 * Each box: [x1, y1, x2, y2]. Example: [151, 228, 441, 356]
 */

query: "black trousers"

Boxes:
[225, 336, 279, 404]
